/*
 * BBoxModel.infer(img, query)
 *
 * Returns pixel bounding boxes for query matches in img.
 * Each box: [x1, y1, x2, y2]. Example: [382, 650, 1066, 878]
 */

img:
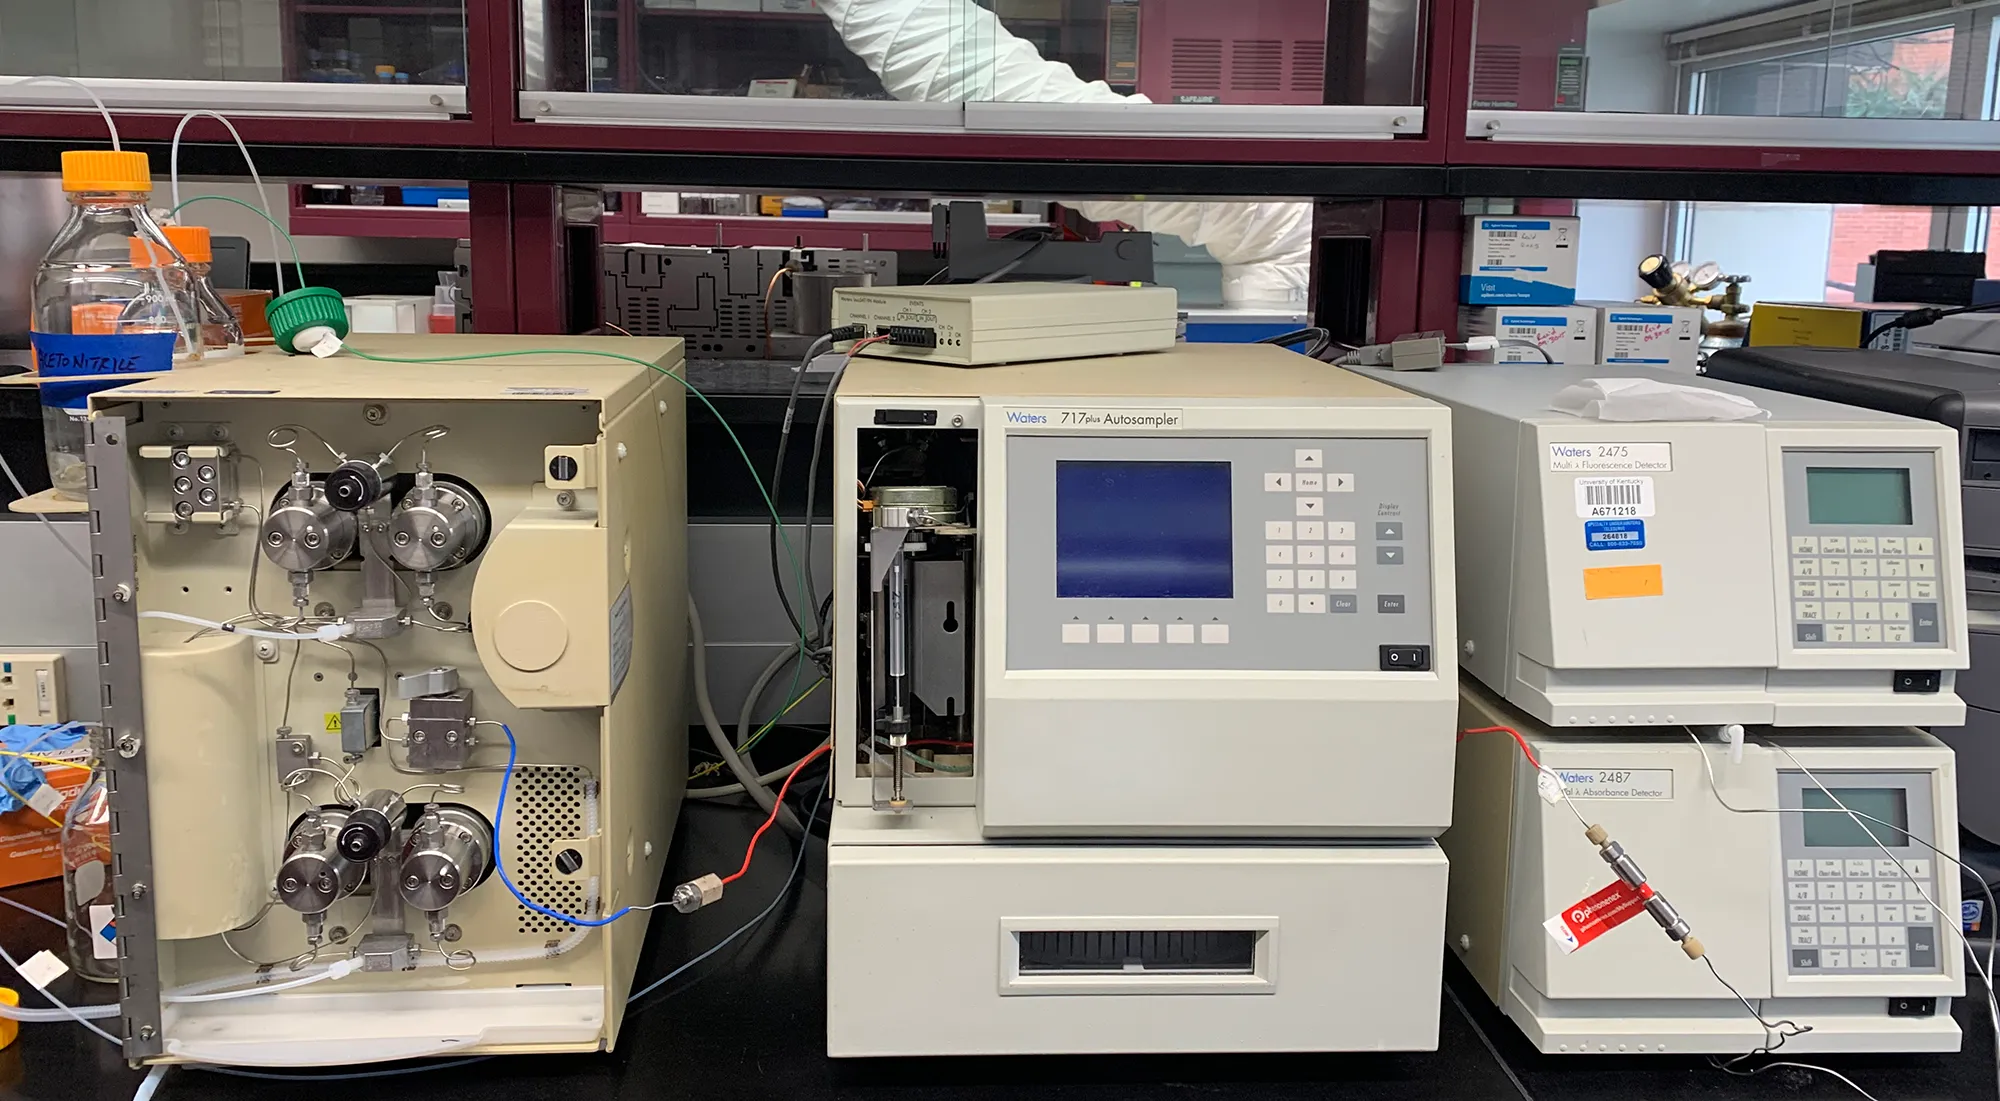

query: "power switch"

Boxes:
[1380, 646, 1431, 672]
[1893, 670, 1941, 694]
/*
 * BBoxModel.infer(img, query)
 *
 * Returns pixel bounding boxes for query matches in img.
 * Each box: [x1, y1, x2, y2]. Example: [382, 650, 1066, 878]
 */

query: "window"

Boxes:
[1690, 26, 1960, 118]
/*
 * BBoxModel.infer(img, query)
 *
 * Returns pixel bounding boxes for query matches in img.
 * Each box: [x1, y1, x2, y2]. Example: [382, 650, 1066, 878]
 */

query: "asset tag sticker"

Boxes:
[1545, 879, 1653, 954]
[1584, 518, 1646, 552]
[1574, 476, 1654, 518]
[1549, 768, 1673, 800]
[1548, 442, 1673, 472]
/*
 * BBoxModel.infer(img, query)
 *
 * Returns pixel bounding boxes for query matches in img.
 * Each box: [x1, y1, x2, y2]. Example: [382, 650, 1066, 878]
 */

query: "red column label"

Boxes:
[1544, 879, 1653, 954]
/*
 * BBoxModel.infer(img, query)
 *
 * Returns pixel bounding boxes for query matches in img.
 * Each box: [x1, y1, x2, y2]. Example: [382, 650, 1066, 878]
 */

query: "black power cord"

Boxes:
[1861, 300, 2000, 349]
[1257, 327, 1335, 359]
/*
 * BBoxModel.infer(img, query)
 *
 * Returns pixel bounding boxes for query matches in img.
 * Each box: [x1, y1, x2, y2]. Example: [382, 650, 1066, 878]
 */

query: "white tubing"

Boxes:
[164, 957, 360, 1003]
[817, 0, 1312, 305]
[163, 960, 337, 1000]
[138, 611, 353, 642]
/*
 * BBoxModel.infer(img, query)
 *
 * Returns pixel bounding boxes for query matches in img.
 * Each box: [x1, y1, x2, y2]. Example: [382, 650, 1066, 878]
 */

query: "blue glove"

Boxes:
[0, 723, 88, 814]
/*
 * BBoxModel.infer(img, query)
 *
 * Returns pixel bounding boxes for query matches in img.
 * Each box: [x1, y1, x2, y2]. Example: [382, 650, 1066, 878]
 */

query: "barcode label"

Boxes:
[1574, 476, 1655, 518]
[1489, 231, 1519, 239]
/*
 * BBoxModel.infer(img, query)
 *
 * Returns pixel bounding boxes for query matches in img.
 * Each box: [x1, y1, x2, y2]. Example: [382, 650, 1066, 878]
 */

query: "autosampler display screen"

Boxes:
[1055, 461, 1234, 599]
[1801, 787, 1910, 848]
[1806, 467, 1913, 526]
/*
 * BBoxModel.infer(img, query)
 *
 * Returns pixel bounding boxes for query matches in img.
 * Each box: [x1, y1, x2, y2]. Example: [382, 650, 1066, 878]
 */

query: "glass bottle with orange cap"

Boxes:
[30, 150, 201, 500]
[137, 225, 245, 360]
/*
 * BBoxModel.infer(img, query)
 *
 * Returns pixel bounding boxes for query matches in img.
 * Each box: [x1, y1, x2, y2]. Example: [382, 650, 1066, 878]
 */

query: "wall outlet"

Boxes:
[0, 654, 66, 726]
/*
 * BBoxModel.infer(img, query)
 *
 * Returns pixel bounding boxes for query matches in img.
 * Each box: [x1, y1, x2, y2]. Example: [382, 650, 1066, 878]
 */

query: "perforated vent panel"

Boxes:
[1232, 40, 1283, 91]
[1472, 44, 1524, 106]
[1170, 38, 1223, 92]
[1290, 41, 1325, 95]
[507, 765, 588, 935]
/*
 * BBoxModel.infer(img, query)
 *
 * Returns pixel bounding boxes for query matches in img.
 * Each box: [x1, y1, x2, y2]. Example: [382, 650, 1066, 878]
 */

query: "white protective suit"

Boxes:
[818, 0, 1314, 306]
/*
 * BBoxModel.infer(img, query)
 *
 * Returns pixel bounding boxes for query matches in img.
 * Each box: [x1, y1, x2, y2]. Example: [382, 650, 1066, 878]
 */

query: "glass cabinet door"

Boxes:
[1466, 0, 2000, 150]
[521, 0, 1427, 142]
[0, 0, 466, 117]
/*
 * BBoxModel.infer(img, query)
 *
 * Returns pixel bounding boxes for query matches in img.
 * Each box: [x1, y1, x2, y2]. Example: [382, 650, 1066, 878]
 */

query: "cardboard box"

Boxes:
[1582, 301, 1703, 372]
[1460, 215, 1579, 305]
[0, 745, 91, 889]
[1459, 305, 1597, 363]
[1747, 301, 1922, 352]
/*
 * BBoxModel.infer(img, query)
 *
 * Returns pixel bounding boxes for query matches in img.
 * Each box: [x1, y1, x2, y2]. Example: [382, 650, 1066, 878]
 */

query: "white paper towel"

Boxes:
[1551, 378, 1769, 422]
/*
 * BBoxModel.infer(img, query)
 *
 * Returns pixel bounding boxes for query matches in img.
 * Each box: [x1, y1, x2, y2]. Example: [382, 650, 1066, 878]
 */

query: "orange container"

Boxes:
[0, 750, 91, 889]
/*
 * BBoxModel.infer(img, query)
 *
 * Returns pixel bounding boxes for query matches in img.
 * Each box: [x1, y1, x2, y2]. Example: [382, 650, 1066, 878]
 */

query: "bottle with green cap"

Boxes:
[31, 150, 200, 500]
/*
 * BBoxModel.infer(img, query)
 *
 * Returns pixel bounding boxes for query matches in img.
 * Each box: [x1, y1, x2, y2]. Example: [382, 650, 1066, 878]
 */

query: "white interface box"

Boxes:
[833, 283, 1179, 366]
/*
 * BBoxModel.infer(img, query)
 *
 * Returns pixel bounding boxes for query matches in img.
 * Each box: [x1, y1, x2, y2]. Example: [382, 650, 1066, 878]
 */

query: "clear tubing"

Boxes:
[169, 111, 285, 295]
[137, 611, 353, 642]
[0, 1000, 119, 1022]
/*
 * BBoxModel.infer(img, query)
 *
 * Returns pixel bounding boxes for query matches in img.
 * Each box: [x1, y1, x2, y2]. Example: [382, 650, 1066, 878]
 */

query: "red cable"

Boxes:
[1459, 725, 1541, 769]
[721, 743, 831, 886]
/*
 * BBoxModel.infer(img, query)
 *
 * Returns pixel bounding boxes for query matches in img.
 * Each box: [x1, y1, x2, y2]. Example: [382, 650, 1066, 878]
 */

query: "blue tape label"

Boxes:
[1966, 899, 1984, 932]
[30, 330, 177, 410]
[1584, 518, 1646, 551]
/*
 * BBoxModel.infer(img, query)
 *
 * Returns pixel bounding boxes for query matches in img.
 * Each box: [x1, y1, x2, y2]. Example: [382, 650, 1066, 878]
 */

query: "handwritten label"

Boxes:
[1007, 407, 1184, 431]
[1548, 442, 1672, 472]
[30, 330, 178, 410]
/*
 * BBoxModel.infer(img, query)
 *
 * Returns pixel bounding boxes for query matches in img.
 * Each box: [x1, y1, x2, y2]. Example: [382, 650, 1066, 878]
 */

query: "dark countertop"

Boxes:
[0, 797, 1994, 1101]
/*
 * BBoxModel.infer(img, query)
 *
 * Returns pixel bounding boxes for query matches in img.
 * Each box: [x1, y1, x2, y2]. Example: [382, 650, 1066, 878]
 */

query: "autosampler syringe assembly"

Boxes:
[824, 344, 1461, 1056]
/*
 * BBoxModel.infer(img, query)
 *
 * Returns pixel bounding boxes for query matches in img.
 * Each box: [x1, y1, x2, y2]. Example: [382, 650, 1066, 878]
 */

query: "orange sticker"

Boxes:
[68, 303, 123, 335]
[1583, 564, 1663, 600]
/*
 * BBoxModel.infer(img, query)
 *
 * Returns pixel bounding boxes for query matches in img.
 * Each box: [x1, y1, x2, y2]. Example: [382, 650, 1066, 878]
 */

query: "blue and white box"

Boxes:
[1460, 215, 1579, 305]
[1583, 301, 1703, 372]
[1458, 305, 1597, 363]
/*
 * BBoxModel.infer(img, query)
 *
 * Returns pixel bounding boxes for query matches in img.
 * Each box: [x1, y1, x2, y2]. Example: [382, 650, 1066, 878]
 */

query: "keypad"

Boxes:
[1265, 459, 1380, 606]
[1788, 536, 1941, 647]
[1784, 857, 1940, 973]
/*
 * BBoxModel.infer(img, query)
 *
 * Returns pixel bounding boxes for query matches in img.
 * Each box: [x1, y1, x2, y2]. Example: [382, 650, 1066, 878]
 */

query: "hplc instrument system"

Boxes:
[1359, 363, 1971, 1055]
[83, 337, 688, 1066]
[824, 344, 1459, 1057]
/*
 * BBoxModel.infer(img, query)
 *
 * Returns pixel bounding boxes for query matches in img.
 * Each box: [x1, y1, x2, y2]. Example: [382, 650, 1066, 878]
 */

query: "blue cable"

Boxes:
[626, 770, 827, 1009]
[490, 723, 633, 927]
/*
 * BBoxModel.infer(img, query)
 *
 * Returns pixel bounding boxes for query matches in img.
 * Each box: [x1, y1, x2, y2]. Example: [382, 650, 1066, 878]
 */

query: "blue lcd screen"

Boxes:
[1055, 461, 1234, 599]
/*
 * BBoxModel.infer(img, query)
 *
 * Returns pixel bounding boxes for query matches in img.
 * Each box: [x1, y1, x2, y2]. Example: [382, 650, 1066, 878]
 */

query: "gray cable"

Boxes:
[0, 449, 92, 574]
[688, 598, 800, 833]
[0, 894, 65, 928]
[1497, 337, 1555, 364]
[686, 739, 833, 801]
[684, 645, 818, 802]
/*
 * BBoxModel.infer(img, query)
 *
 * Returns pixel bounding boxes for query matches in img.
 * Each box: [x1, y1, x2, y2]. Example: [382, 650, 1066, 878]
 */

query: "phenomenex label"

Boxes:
[1548, 442, 1672, 472]
[1549, 768, 1673, 800]
[1574, 476, 1655, 518]
[1007, 408, 1184, 431]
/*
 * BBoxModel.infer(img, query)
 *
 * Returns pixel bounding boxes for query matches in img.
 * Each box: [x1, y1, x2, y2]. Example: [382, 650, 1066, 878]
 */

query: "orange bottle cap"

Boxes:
[60, 150, 151, 193]
[162, 225, 212, 264]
